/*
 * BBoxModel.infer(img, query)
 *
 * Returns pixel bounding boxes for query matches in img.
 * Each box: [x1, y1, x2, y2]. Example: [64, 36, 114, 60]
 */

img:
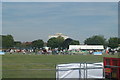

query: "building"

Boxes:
[48, 33, 69, 40]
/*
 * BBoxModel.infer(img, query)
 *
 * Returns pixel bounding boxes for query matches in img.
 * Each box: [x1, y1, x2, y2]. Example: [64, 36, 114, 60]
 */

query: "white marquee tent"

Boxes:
[69, 45, 104, 50]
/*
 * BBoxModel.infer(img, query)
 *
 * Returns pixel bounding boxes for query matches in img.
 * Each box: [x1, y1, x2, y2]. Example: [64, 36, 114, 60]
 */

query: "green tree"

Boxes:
[108, 37, 119, 49]
[118, 38, 120, 44]
[84, 35, 107, 46]
[70, 40, 80, 45]
[21, 42, 32, 49]
[47, 36, 64, 49]
[62, 38, 80, 49]
[14, 41, 22, 48]
[32, 39, 44, 48]
[62, 38, 73, 49]
[2, 35, 14, 48]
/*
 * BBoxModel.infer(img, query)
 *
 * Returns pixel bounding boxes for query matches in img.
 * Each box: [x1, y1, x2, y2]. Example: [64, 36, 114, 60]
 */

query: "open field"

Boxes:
[2, 53, 119, 78]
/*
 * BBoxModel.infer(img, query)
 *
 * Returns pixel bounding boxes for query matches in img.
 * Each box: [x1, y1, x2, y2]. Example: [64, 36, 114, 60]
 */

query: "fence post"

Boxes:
[56, 64, 59, 80]
[84, 62, 86, 80]
[86, 63, 87, 80]
[79, 63, 81, 80]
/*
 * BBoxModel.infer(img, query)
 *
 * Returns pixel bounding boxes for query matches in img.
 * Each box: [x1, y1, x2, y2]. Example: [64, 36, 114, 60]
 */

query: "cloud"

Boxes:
[0, 2, 2, 35]
[2, 2, 118, 42]
[3, 2, 118, 25]
[2, 0, 120, 2]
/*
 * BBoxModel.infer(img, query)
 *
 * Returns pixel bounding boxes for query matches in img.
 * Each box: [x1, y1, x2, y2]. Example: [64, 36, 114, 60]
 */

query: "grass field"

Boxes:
[2, 53, 119, 78]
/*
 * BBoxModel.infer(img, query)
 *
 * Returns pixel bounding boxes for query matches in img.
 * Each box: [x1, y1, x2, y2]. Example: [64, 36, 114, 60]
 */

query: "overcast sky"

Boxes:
[2, 2, 118, 43]
[1, 0, 120, 2]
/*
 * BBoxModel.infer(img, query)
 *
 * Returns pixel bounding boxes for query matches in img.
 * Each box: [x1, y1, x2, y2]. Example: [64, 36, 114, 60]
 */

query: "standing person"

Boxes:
[10, 49, 14, 54]
[52, 49, 56, 55]
[60, 50, 63, 55]
[48, 49, 52, 55]
[89, 50, 93, 54]
[22, 49, 26, 54]
[106, 50, 109, 54]
[108, 49, 112, 54]
[43, 49, 47, 55]
[111, 49, 115, 55]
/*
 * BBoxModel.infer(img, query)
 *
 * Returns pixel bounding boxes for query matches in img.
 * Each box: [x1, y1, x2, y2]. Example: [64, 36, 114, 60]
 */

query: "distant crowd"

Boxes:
[2, 47, 120, 55]
[3, 48, 69, 55]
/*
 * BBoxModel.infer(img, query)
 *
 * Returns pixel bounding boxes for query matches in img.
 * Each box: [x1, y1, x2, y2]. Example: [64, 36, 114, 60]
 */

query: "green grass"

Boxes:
[2, 53, 119, 78]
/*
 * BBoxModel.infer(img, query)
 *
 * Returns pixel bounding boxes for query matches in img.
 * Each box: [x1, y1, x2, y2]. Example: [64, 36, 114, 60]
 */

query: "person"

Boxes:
[10, 49, 14, 54]
[52, 49, 56, 55]
[108, 49, 112, 54]
[111, 49, 115, 55]
[106, 50, 109, 54]
[43, 49, 47, 55]
[89, 50, 93, 54]
[48, 49, 52, 55]
[22, 49, 26, 54]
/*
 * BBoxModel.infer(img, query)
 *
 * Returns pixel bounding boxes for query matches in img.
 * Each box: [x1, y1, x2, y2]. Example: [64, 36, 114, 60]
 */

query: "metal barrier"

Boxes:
[56, 62, 105, 80]
[103, 57, 120, 80]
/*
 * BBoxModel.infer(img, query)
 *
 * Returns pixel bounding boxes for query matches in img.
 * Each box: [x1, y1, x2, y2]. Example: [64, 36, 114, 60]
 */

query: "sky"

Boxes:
[1, 0, 120, 2]
[2, 2, 118, 43]
[0, 2, 1, 30]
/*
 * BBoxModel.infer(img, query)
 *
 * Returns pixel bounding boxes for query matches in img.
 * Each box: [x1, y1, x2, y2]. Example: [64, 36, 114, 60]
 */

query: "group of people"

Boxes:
[2, 47, 120, 55]
[106, 48, 119, 55]
[3, 48, 69, 55]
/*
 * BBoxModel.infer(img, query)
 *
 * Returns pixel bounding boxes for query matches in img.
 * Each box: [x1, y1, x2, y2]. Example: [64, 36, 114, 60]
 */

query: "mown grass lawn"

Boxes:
[2, 53, 119, 78]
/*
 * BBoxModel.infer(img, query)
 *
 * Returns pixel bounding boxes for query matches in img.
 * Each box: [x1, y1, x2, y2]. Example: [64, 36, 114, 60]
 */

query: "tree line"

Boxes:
[1, 35, 120, 49]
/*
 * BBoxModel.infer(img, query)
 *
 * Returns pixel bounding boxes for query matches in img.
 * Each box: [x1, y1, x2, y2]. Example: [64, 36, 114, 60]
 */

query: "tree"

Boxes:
[62, 38, 73, 49]
[2, 35, 14, 48]
[118, 38, 120, 44]
[62, 38, 80, 49]
[20, 42, 32, 49]
[108, 37, 119, 49]
[14, 41, 22, 49]
[70, 40, 80, 45]
[84, 35, 107, 46]
[47, 36, 64, 49]
[32, 39, 44, 48]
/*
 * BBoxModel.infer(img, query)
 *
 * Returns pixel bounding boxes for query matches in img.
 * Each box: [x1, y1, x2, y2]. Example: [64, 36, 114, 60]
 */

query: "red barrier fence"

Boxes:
[103, 57, 120, 80]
